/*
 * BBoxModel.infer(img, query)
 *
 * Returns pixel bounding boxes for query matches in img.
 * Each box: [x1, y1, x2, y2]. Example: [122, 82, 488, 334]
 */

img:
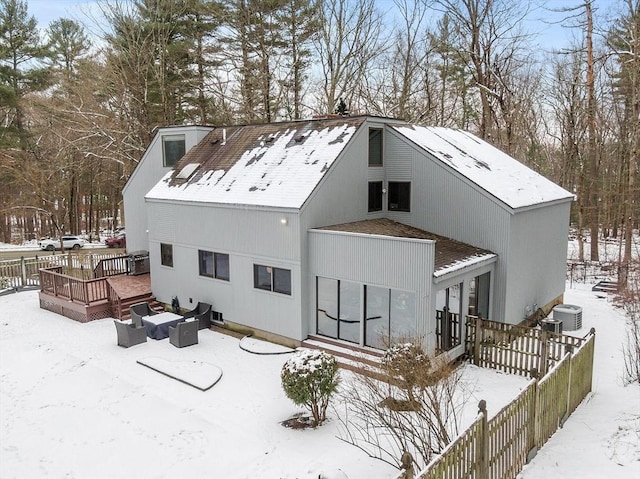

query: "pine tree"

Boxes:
[0, 0, 48, 147]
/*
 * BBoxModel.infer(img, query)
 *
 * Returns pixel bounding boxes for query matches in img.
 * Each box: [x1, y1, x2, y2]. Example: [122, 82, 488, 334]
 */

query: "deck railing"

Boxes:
[39, 267, 110, 305]
[94, 255, 129, 278]
[1, 251, 126, 290]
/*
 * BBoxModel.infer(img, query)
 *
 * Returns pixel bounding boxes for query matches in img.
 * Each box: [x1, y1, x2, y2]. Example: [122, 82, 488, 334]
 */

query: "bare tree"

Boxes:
[433, 0, 533, 149]
[607, 0, 639, 266]
[312, 0, 385, 114]
[337, 344, 469, 472]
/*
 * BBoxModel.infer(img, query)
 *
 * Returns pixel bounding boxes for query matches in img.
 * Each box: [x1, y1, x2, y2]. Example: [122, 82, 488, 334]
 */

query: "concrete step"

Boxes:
[300, 335, 387, 379]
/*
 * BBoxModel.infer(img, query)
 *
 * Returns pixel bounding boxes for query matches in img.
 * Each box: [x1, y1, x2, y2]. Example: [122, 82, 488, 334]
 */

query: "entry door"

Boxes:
[436, 283, 462, 351]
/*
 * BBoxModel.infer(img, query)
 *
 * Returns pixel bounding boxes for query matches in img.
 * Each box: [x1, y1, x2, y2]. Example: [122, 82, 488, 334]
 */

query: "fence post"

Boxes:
[539, 330, 549, 376]
[20, 256, 27, 288]
[478, 400, 489, 479]
[474, 317, 483, 366]
[527, 369, 539, 463]
[562, 345, 574, 427]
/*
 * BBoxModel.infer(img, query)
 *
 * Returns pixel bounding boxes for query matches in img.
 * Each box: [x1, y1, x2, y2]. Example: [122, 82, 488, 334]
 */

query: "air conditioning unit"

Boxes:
[553, 304, 583, 331]
[541, 318, 563, 334]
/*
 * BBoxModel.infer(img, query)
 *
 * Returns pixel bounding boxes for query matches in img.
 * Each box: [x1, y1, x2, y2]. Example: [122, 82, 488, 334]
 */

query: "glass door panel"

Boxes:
[365, 285, 390, 349]
[317, 277, 338, 338]
[338, 280, 361, 343]
[477, 272, 490, 319]
[389, 290, 416, 340]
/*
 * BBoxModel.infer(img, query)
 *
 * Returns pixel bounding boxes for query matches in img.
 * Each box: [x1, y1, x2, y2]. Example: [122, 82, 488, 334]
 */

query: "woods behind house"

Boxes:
[0, 0, 638, 263]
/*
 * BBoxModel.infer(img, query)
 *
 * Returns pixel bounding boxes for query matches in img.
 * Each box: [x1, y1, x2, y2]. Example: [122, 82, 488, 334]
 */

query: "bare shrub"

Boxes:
[336, 342, 468, 472]
[620, 265, 640, 384]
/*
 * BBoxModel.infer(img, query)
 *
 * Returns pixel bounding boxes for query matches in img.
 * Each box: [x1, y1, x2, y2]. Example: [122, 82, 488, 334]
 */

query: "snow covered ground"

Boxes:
[1, 228, 639, 479]
[0, 289, 529, 479]
[0, 282, 638, 478]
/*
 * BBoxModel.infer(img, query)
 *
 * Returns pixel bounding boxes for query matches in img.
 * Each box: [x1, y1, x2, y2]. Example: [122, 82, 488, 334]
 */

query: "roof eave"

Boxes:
[433, 254, 498, 283]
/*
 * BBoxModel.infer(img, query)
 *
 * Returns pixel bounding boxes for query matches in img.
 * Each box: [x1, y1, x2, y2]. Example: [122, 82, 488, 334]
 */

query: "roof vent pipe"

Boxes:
[222, 128, 226, 145]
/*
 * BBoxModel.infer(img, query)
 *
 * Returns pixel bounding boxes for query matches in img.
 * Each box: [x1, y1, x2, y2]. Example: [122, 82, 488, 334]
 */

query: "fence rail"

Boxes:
[413, 333, 595, 479]
[466, 316, 587, 376]
[0, 252, 126, 291]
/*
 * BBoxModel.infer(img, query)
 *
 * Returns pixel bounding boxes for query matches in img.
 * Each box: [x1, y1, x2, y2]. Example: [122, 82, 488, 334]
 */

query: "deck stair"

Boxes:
[300, 335, 387, 379]
[106, 274, 165, 320]
[591, 280, 618, 293]
[116, 294, 164, 320]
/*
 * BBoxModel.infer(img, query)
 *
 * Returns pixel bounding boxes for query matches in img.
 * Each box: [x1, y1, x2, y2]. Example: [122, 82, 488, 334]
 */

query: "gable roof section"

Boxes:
[392, 125, 574, 210]
[145, 117, 366, 209]
[315, 218, 496, 276]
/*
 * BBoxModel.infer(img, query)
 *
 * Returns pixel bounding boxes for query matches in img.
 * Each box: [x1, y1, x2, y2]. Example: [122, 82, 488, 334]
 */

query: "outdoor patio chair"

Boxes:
[114, 319, 147, 348]
[169, 319, 199, 348]
[182, 302, 212, 330]
[130, 302, 157, 327]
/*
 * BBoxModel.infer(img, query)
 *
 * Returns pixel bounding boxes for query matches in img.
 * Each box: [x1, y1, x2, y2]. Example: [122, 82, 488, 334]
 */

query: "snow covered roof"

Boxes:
[392, 125, 574, 210]
[146, 117, 365, 209]
[315, 219, 497, 276]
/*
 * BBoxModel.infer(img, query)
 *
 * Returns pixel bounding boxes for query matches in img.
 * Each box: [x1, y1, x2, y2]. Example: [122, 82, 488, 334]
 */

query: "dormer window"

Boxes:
[163, 134, 186, 167]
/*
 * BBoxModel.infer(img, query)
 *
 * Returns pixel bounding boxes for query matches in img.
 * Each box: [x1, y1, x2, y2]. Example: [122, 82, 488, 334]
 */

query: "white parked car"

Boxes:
[39, 235, 86, 251]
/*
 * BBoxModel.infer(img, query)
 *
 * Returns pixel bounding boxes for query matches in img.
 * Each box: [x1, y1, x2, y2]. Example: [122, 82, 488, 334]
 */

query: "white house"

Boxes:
[123, 115, 573, 357]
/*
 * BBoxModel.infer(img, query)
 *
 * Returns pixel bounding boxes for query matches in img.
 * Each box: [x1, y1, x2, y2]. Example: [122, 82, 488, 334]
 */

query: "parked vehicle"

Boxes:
[105, 233, 126, 248]
[39, 236, 86, 251]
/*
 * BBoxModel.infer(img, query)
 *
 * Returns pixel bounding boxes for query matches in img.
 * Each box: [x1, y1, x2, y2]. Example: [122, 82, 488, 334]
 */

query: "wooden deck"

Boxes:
[39, 271, 159, 322]
[107, 274, 153, 300]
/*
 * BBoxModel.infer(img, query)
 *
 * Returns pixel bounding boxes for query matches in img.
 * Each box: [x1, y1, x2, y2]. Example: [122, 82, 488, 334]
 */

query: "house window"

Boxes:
[199, 250, 230, 281]
[199, 250, 213, 277]
[368, 128, 383, 166]
[163, 134, 186, 167]
[388, 181, 411, 212]
[254, 264, 291, 295]
[160, 243, 173, 267]
[368, 181, 383, 212]
[214, 252, 230, 281]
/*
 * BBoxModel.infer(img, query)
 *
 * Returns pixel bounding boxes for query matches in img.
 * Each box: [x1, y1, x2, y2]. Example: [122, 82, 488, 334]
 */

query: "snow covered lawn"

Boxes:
[0, 283, 638, 479]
